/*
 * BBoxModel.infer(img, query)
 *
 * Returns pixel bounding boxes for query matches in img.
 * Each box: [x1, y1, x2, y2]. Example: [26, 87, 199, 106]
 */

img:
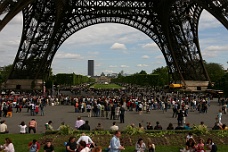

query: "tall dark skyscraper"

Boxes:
[88, 60, 94, 76]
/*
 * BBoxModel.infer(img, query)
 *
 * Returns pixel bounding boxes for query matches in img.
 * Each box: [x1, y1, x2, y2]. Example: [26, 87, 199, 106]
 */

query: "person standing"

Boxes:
[119, 105, 125, 123]
[28, 119, 37, 133]
[109, 131, 125, 152]
[217, 109, 223, 124]
[6, 104, 13, 117]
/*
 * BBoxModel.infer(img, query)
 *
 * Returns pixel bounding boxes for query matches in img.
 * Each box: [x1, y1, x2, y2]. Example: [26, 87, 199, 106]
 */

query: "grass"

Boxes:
[0, 134, 228, 152]
[90, 83, 122, 89]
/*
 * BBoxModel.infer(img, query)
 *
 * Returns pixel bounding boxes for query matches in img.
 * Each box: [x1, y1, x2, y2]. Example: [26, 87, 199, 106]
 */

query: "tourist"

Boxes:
[110, 122, 119, 131]
[222, 103, 227, 114]
[153, 121, 162, 130]
[195, 138, 205, 152]
[1, 138, 15, 152]
[43, 140, 54, 152]
[78, 141, 90, 152]
[28, 139, 40, 152]
[186, 132, 194, 142]
[198, 121, 207, 130]
[146, 122, 153, 130]
[109, 131, 125, 152]
[75, 116, 85, 129]
[183, 122, 191, 130]
[6, 104, 13, 117]
[28, 119, 37, 133]
[147, 138, 155, 152]
[185, 138, 196, 152]
[86, 103, 92, 117]
[45, 121, 54, 131]
[119, 105, 125, 123]
[138, 123, 145, 131]
[217, 109, 222, 124]
[206, 138, 217, 152]
[18, 121, 27, 134]
[66, 136, 77, 152]
[166, 123, 174, 130]
[94, 123, 104, 131]
[78, 120, 90, 131]
[0, 120, 9, 134]
[76, 132, 95, 148]
[135, 138, 146, 152]
[57, 122, 66, 130]
[115, 104, 120, 120]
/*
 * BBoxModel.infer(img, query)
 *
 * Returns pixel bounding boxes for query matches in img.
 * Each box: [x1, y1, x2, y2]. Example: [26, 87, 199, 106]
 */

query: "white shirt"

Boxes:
[76, 136, 93, 144]
[0, 123, 7, 133]
[110, 125, 119, 131]
[75, 120, 85, 129]
[3, 143, 15, 152]
[18, 125, 27, 133]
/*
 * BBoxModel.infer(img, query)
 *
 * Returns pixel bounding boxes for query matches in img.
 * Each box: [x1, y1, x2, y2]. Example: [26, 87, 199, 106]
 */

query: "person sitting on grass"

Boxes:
[79, 141, 90, 152]
[185, 138, 196, 152]
[147, 138, 155, 152]
[135, 138, 146, 152]
[43, 140, 54, 152]
[206, 138, 217, 152]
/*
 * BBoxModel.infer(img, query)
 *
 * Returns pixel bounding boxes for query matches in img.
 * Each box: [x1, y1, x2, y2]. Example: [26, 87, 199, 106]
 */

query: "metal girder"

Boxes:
[0, 0, 227, 84]
[0, 0, 36, 32]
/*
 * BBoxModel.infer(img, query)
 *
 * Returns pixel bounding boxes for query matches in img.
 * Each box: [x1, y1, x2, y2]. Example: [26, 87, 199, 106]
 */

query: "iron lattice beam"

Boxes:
[0, 0, 227, 84]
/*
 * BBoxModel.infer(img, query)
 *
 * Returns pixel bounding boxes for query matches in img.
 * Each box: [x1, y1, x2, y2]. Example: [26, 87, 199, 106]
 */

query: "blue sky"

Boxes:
[0, 10, 227, 76]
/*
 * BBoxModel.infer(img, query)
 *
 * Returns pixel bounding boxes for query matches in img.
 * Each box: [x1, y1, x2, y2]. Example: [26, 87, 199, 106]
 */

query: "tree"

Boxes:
[139, 70, 147, 75]
[151, 66, 169, 86]
[0, 64, 13, 84]
[205, 62, 225, 83]
[100, 72, 105, 76]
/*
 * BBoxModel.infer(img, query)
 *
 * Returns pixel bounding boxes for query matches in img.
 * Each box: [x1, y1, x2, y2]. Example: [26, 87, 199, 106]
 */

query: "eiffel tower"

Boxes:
[0, 0, 227, 90]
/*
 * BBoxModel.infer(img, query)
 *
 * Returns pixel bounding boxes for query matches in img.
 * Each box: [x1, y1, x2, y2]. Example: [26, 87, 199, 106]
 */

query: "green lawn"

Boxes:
[90, 83, 122, 89]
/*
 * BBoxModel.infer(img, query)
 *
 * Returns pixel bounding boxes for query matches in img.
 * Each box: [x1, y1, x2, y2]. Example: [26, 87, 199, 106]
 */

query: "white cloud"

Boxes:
[110, 43, 127, 50]
[55, 52, 83, 59]
[142, 42, 157, 49]
[109, 65, 118, 68]
[120, 65, 129, 68]
[142, 55, 150, 59]
[137, 64, 149, 67]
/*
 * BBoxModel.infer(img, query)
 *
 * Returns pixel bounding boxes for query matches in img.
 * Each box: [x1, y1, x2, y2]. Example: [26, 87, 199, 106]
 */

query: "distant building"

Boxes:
[88, 60, 94, 76]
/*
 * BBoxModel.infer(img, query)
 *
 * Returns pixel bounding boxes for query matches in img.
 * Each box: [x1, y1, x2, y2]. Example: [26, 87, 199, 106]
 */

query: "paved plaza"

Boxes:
[2, 99, 227, 134]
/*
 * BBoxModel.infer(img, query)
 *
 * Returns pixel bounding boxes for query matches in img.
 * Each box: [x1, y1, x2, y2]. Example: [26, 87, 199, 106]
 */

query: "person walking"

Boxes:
[109, 131, 125, 152]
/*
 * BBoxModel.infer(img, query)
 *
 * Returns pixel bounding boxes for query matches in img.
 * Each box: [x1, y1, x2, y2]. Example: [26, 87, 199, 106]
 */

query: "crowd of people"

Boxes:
[0, 86, 227, 151]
